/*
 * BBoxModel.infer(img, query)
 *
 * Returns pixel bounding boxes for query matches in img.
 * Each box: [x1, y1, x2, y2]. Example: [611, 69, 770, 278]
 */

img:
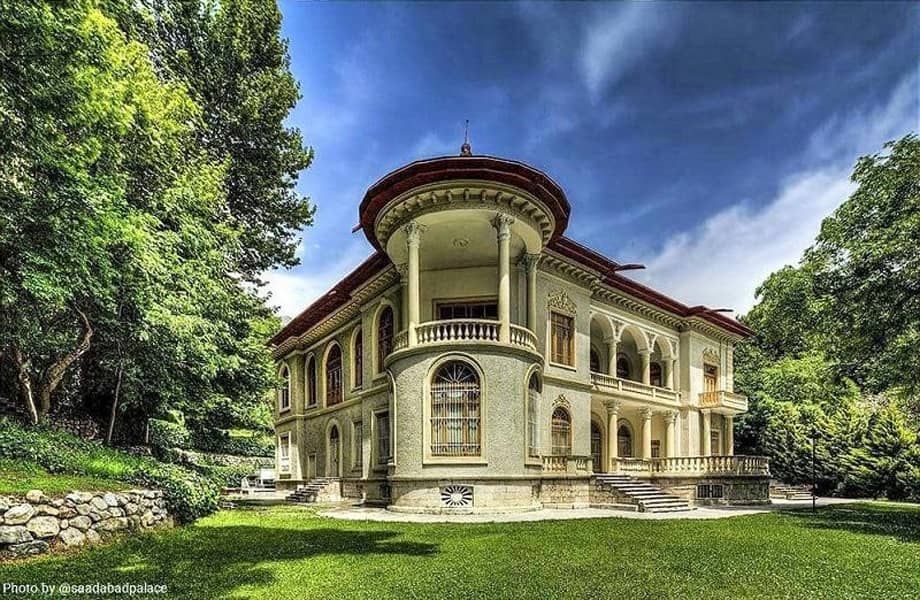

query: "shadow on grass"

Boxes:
[0, 523, 437, 598]
[781, 503, 920, 544]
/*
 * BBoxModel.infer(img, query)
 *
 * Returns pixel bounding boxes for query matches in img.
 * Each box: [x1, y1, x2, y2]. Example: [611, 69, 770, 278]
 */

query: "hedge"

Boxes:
[0, 418, 219, 523]
[192, 428, 273, 457]
[148, 418, 192, 452]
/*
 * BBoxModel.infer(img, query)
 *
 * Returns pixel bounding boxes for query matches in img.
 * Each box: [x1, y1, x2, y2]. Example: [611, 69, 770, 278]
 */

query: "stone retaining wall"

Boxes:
[0, 489, 172, 558]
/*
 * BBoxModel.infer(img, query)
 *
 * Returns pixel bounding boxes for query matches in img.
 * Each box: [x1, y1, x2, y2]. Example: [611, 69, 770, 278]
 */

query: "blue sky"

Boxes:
[264, 1, 919, 319]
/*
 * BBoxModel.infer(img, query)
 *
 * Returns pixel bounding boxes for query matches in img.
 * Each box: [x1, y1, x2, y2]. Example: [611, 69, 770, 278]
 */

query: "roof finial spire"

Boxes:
[460, 119, 472, 156]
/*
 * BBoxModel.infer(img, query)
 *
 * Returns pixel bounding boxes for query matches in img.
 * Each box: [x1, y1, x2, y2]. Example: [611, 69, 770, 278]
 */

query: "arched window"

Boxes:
[430, 361, 481, 456]
[306, 356, 317, 407]
[328, 425, 340, 476]
[278, 365, 290, 410]
[326, 344, 343, 405]
[377, 306, 394, 370]
[618, 423, 633, 458]
[616, 354, 631, 379]
[551, 407, 571, 456]
[527, 373, 540, 457]
[650, 362, 662, 387]
[591, 421, 603, 472]
[353, 329, 363, 389]
[590, 346, 601, 373]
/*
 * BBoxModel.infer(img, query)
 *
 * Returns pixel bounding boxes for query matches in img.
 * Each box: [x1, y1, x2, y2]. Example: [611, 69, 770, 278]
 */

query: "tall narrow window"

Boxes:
[590, 346, 601, 373]
[551, 407, 571, 456]
[278, 365, 290, 411]
[353, 421, 363, 468]
[306, 356, 317, 407]
[377, 306, 394, 370]
[527, 374, 540, 457]
[326, 344, 343, 405]
[618, 424, 633, 458]
[353, 329, 363, 388]
[550, 312, 574, 366]
[376, 412, 390, 465]
[650, 362, 663, 387]
[616, 354, 631, 379]
[430, 361, 481, 456]
[278, 433, 290, 472]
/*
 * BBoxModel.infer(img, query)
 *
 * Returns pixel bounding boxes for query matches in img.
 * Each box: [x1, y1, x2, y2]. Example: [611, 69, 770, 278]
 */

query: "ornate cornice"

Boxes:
[373, 181, 555, 249]
[546, 288, 577, 315]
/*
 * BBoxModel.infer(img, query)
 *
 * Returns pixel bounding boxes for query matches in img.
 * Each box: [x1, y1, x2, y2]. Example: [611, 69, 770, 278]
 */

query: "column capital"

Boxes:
[404, 220, 427, 246]
[640, 407, 653, 421]
[665, 410, 679, 424]
[517, 252, 542, 273]
[605, 399, 621, 414]
[492, 213, 515, 240]
[395, 262, 409, 281]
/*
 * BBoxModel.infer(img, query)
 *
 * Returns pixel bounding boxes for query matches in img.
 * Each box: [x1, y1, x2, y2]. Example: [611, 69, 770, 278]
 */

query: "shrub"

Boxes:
[148, 418, 192, 451]
[192, 428, 273, 457]
[0, 418, 218, 522]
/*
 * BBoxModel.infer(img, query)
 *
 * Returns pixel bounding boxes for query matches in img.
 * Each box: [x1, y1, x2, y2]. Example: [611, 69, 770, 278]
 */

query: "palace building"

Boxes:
[270, 143, 769, 513]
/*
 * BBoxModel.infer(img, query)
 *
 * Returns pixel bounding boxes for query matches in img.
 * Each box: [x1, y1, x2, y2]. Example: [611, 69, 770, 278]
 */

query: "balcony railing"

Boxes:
[541, 455, 592, 474]
[392, 319, 538, 354]
[605, 455, 769, 477]
[699, 390, 748, 413]
[591, 372, 680, 404]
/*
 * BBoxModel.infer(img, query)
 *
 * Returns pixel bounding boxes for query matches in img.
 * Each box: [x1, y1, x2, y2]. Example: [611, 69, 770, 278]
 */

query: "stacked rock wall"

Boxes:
[0, 489, 171, 558]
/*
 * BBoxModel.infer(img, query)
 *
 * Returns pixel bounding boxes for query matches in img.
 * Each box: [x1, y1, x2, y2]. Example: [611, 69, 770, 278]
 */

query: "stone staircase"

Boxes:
[770, 482, 813, 501]
[285, 477, 340, 504]
[593, 474, 693, 513]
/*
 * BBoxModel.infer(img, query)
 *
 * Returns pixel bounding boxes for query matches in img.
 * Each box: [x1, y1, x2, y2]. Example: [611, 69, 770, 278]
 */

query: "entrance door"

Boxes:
[329, 426, 340, 477]
[617, 424, 633, 458]
[590, 422, 602, 472]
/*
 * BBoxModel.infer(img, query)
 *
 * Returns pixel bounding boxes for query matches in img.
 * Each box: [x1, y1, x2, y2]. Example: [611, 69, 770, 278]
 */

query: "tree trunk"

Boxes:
[10, 344, 39, 425]
[106, 363, 123, 446]
[36, 307, 93, 418]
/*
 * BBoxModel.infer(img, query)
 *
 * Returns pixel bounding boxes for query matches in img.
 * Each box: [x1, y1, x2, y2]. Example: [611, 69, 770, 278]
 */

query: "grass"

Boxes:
[0, 459, 129, 495]
[0, 502, 917, 599]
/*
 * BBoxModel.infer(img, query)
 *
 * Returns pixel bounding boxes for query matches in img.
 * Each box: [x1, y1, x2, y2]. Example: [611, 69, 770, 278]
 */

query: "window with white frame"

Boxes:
[278, 433, 290, 473]
[430, 361, 481, 457]
[527, 373, 540, 457]
[551, 407, 571, 456]
[377, 306, 394, 371]
[278, 365, 291, 411]
[353, 421, 363, 468]
[353, 329, 363, 389]
[326, 343, 343, 406]
[550, 312, 575, 366]
[375, 411, 391, 465]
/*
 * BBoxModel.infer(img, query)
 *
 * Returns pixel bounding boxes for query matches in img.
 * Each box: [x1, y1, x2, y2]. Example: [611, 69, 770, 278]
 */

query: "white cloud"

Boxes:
[580, 5, 682, 99]
[635, 72, 918, 315]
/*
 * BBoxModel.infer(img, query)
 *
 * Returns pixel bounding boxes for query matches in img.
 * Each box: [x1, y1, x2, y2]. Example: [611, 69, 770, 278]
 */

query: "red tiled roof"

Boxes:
[358, 155, 571, 251]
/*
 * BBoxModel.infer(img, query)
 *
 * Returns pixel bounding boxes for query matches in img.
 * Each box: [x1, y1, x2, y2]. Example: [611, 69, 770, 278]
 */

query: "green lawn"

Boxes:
[0, 503, 917, 599]
[0, 459, 129, 495]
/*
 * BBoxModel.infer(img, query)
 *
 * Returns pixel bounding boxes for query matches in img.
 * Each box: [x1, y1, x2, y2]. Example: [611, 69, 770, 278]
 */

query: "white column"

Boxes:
[641, 408, 653, 459]
[606, 400, 620, 471]
[519, 253, 540, 331]
[493, 214, 514, 343]
[640, 349, 651, 385]
[605, 337, 618, 376]
[701, 409, 712, 456]
[664, 359, 676, 390]
[396, 263, 408, 331]
[725, 415, 734, 456]
[672, 358, 680, 390]
[405, 221, 423, 347]
[665, 411, 677, 458]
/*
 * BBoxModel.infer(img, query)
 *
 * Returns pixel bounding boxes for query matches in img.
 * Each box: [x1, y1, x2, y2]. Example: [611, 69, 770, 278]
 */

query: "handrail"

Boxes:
[699, 390, 748, 412]
[391, 320, 538, 353]
[590, 372, 680, 403]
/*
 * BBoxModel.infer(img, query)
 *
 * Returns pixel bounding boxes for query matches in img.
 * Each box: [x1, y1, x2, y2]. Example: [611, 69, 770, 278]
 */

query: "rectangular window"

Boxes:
[550, 312, 575, 366]
[651, 440, 661, 458]
[353, 421, 363, 468]
[697, 483, 724, 499]
[278, 433, 290, 473]
[527, 388, 539, 457]
[376, 412, 391, 465]
[436, 300, 498, 320]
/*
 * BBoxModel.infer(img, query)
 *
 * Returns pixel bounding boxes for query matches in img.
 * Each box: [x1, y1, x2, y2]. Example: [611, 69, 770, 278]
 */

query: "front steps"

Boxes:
[285, 477, 340, 504]
[594, 474, 693, 513]
[770, 482, 813, 501]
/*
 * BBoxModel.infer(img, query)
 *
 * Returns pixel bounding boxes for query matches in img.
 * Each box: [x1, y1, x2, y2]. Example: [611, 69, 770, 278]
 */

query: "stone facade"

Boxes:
[0, 489, 171, 559]
[271, 152, 769, 513]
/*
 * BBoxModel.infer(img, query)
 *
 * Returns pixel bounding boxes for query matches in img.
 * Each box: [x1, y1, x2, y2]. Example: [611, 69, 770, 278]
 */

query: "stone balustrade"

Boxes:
[699, 390, 748, 413]
[605, 455, 769, 477]
[393, 320, 538, 354]
[541, 455, 593, 475]
[590, 372, 681, 405]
